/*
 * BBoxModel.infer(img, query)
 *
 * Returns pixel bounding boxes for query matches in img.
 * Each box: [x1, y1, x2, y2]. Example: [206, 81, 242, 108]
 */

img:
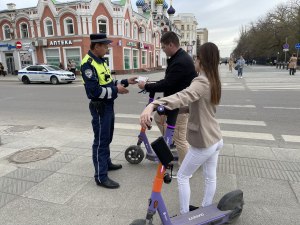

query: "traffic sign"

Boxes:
[283, 43, 289, 49]
[295, 43, 300, 49]
[15, 41, 22, 49]
[283, 49, 289, 52]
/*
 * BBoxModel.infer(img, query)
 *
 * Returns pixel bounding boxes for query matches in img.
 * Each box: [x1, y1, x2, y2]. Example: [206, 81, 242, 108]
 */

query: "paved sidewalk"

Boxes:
[0, 66, 300, 225]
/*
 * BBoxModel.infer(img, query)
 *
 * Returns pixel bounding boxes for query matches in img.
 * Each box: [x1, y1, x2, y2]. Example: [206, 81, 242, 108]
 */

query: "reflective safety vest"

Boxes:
[81, 54, 113, 85]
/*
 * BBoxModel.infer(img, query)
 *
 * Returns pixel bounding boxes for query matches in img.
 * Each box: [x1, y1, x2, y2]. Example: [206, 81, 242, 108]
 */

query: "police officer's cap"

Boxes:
[90, 33, 113, 44]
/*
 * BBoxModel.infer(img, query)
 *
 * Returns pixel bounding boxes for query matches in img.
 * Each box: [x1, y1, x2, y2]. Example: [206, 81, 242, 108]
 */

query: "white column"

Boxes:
[87, 16, 93, 34]
[82, 16, 87, 34]
[55, 18, 61, 36]
[29, 20, 35, 38]
[77, 16, 82, 35]
[36, 21, 41, 37]
[113, 18, 117, 35]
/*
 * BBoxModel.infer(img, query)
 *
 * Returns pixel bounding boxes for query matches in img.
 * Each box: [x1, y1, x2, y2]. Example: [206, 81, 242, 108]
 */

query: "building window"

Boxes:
[187, 25, 189, 30]
[181, 25, 184, 30]
[97, 17, 108, 34]
[124, 48, 131, 70]
[117, 19, 123, 35]
[45, 49, 60, 66]
[132, 49, 139, 69]
[20, 23, 29, 38]
[142, 50, 147, 65]
[125, 20, 130, 38]
[3, 24, 11, 39]
[140, 27, 145, 41]
[20, 52, 33, 68]
[64, 18, 74, 35]
[65, 48, 81, 70]
[133, 24, 138, 40]
[45, 19, 54, 36]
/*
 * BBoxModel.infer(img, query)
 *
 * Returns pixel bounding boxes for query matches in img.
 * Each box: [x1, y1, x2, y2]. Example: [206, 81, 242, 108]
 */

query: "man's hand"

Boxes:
[138, 81, 146, 89]
[128, 76, 138, 84]
[117, 84, 129, 94]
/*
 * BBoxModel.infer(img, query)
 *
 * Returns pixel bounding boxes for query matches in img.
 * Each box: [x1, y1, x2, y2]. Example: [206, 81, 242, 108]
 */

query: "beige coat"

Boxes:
[152, 75, 222, 148]
[288, 56, 297, 69]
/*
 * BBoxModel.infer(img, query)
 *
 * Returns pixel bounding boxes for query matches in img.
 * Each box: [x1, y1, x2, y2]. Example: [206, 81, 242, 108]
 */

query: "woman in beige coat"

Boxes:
[140, 42, 223, 214]
[288, 53, 297, 75]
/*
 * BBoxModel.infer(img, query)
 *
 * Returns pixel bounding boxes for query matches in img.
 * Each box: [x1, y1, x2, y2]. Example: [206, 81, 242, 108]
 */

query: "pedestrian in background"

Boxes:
[59, 62, 64, 70]
[140, 42, 223, 214]
[81, 33, 137, 189]
[236, 56, 245, 78]
[288, 53, 297, 75]
[137, 31, 197, 167]
[228, 58, 234, 73]
[0, 62, 5, 76]
[70, 60, 76, 75]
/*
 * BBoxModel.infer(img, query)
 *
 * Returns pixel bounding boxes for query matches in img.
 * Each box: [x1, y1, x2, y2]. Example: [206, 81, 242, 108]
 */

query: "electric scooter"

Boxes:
[124, 91, 179, 164]
[130, 136, 244, 225]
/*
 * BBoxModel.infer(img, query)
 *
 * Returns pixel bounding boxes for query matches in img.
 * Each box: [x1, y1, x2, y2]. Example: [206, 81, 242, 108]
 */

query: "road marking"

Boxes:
[221, 130, 275, 141]
[219, 105, 256, 108]
[218, 119, 266, 126]
[116, 114, 265, 126]
[264, 106, 300, 110]
[114, 123, 275, 141]
[282, 135, 300, 143]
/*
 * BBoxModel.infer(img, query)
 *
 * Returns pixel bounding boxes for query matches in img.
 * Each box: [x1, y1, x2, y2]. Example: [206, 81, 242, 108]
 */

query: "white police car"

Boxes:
[18, 65, 76, 85]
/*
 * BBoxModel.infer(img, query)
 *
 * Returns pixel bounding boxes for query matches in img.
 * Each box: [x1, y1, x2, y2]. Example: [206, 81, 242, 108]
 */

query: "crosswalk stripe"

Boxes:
[282, 135, 300, 143]
[114, 123, 275, 141]
[221, 130, 275, 141]
[264, 106, 300, 110]
[219, 105, 256, 108]
[116, 114, 265, 126]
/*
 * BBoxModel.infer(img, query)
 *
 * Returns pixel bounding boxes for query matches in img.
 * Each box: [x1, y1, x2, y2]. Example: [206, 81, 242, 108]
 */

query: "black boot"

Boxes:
[96, 177, 120, 189]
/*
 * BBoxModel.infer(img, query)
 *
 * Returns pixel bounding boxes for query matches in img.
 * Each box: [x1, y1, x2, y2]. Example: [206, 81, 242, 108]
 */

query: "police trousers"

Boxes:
[89, 101, 114, 183]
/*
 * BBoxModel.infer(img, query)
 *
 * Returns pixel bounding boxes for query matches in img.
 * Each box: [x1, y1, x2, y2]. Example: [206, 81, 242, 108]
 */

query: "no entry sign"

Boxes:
[15, 41, 22, 49]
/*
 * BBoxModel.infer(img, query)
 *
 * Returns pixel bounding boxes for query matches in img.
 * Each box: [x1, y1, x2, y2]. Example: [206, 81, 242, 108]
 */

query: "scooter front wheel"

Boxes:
[125, 145, 145, 164]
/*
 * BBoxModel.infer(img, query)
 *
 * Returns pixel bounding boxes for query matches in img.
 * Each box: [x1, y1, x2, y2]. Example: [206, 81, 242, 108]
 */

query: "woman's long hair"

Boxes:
[197, 42, 221, 105]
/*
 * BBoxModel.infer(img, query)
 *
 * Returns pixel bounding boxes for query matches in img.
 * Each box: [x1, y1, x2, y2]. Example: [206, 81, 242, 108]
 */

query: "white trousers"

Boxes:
[177, 139, 223, 214]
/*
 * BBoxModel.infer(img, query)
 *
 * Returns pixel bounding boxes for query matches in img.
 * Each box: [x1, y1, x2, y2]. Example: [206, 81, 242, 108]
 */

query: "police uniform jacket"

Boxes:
[81, 50, 128, 103]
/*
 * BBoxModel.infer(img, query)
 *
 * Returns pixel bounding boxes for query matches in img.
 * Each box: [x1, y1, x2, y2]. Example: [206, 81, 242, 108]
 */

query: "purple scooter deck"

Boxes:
[170, 203, 231, 225]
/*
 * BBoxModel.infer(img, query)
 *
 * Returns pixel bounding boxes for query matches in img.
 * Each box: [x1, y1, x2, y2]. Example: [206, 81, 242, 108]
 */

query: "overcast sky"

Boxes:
[0, 0, 290, 57]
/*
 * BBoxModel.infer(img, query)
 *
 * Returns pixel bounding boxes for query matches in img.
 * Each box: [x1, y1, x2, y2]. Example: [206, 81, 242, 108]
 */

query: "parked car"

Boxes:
[18, 65, 76, 84]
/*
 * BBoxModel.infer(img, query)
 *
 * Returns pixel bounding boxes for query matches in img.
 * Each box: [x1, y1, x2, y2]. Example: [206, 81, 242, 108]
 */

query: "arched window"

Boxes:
[145, 29, 149, 42]
[64, 18, 74, 35]
[44, 19, 54, 36]
[20, 23, 29, 38]
[125, 20, 130, 38]
[97, 17, 108, 34]
[3, 24, 11, 39]
[133, 24, 138, 40]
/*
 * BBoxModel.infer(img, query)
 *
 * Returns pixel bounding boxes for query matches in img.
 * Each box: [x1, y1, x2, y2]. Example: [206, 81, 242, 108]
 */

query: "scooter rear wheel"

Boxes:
[125, 145, 145, 164]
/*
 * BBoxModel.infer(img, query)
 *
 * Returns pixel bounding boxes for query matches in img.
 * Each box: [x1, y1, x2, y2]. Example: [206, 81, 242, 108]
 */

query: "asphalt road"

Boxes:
[0, 65, 299, 149]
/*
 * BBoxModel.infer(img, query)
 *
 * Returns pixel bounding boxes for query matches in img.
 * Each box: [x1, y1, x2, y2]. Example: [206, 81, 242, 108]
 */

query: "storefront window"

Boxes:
[65, 48, 81, 70]
[124, 48, 131, 70]
[142, 50, 147, 65]
[20, 52, 33, 68]
[133, 49, 139, 69]
[45, 49, 60, 66]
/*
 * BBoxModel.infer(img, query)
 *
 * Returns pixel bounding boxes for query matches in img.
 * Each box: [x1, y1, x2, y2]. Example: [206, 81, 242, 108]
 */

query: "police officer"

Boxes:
[81, 33, 137, 189]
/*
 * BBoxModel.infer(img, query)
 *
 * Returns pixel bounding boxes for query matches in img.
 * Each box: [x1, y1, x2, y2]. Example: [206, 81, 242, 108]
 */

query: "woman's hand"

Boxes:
[140, 103, 156, 129]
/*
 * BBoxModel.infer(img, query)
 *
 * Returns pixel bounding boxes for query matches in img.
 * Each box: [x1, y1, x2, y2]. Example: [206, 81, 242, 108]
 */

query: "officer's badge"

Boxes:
[85, 69, 93, 78]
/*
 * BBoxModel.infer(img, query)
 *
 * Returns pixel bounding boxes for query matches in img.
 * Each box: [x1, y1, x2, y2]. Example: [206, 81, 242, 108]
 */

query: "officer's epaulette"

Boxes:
[87, 57, 93, 64]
